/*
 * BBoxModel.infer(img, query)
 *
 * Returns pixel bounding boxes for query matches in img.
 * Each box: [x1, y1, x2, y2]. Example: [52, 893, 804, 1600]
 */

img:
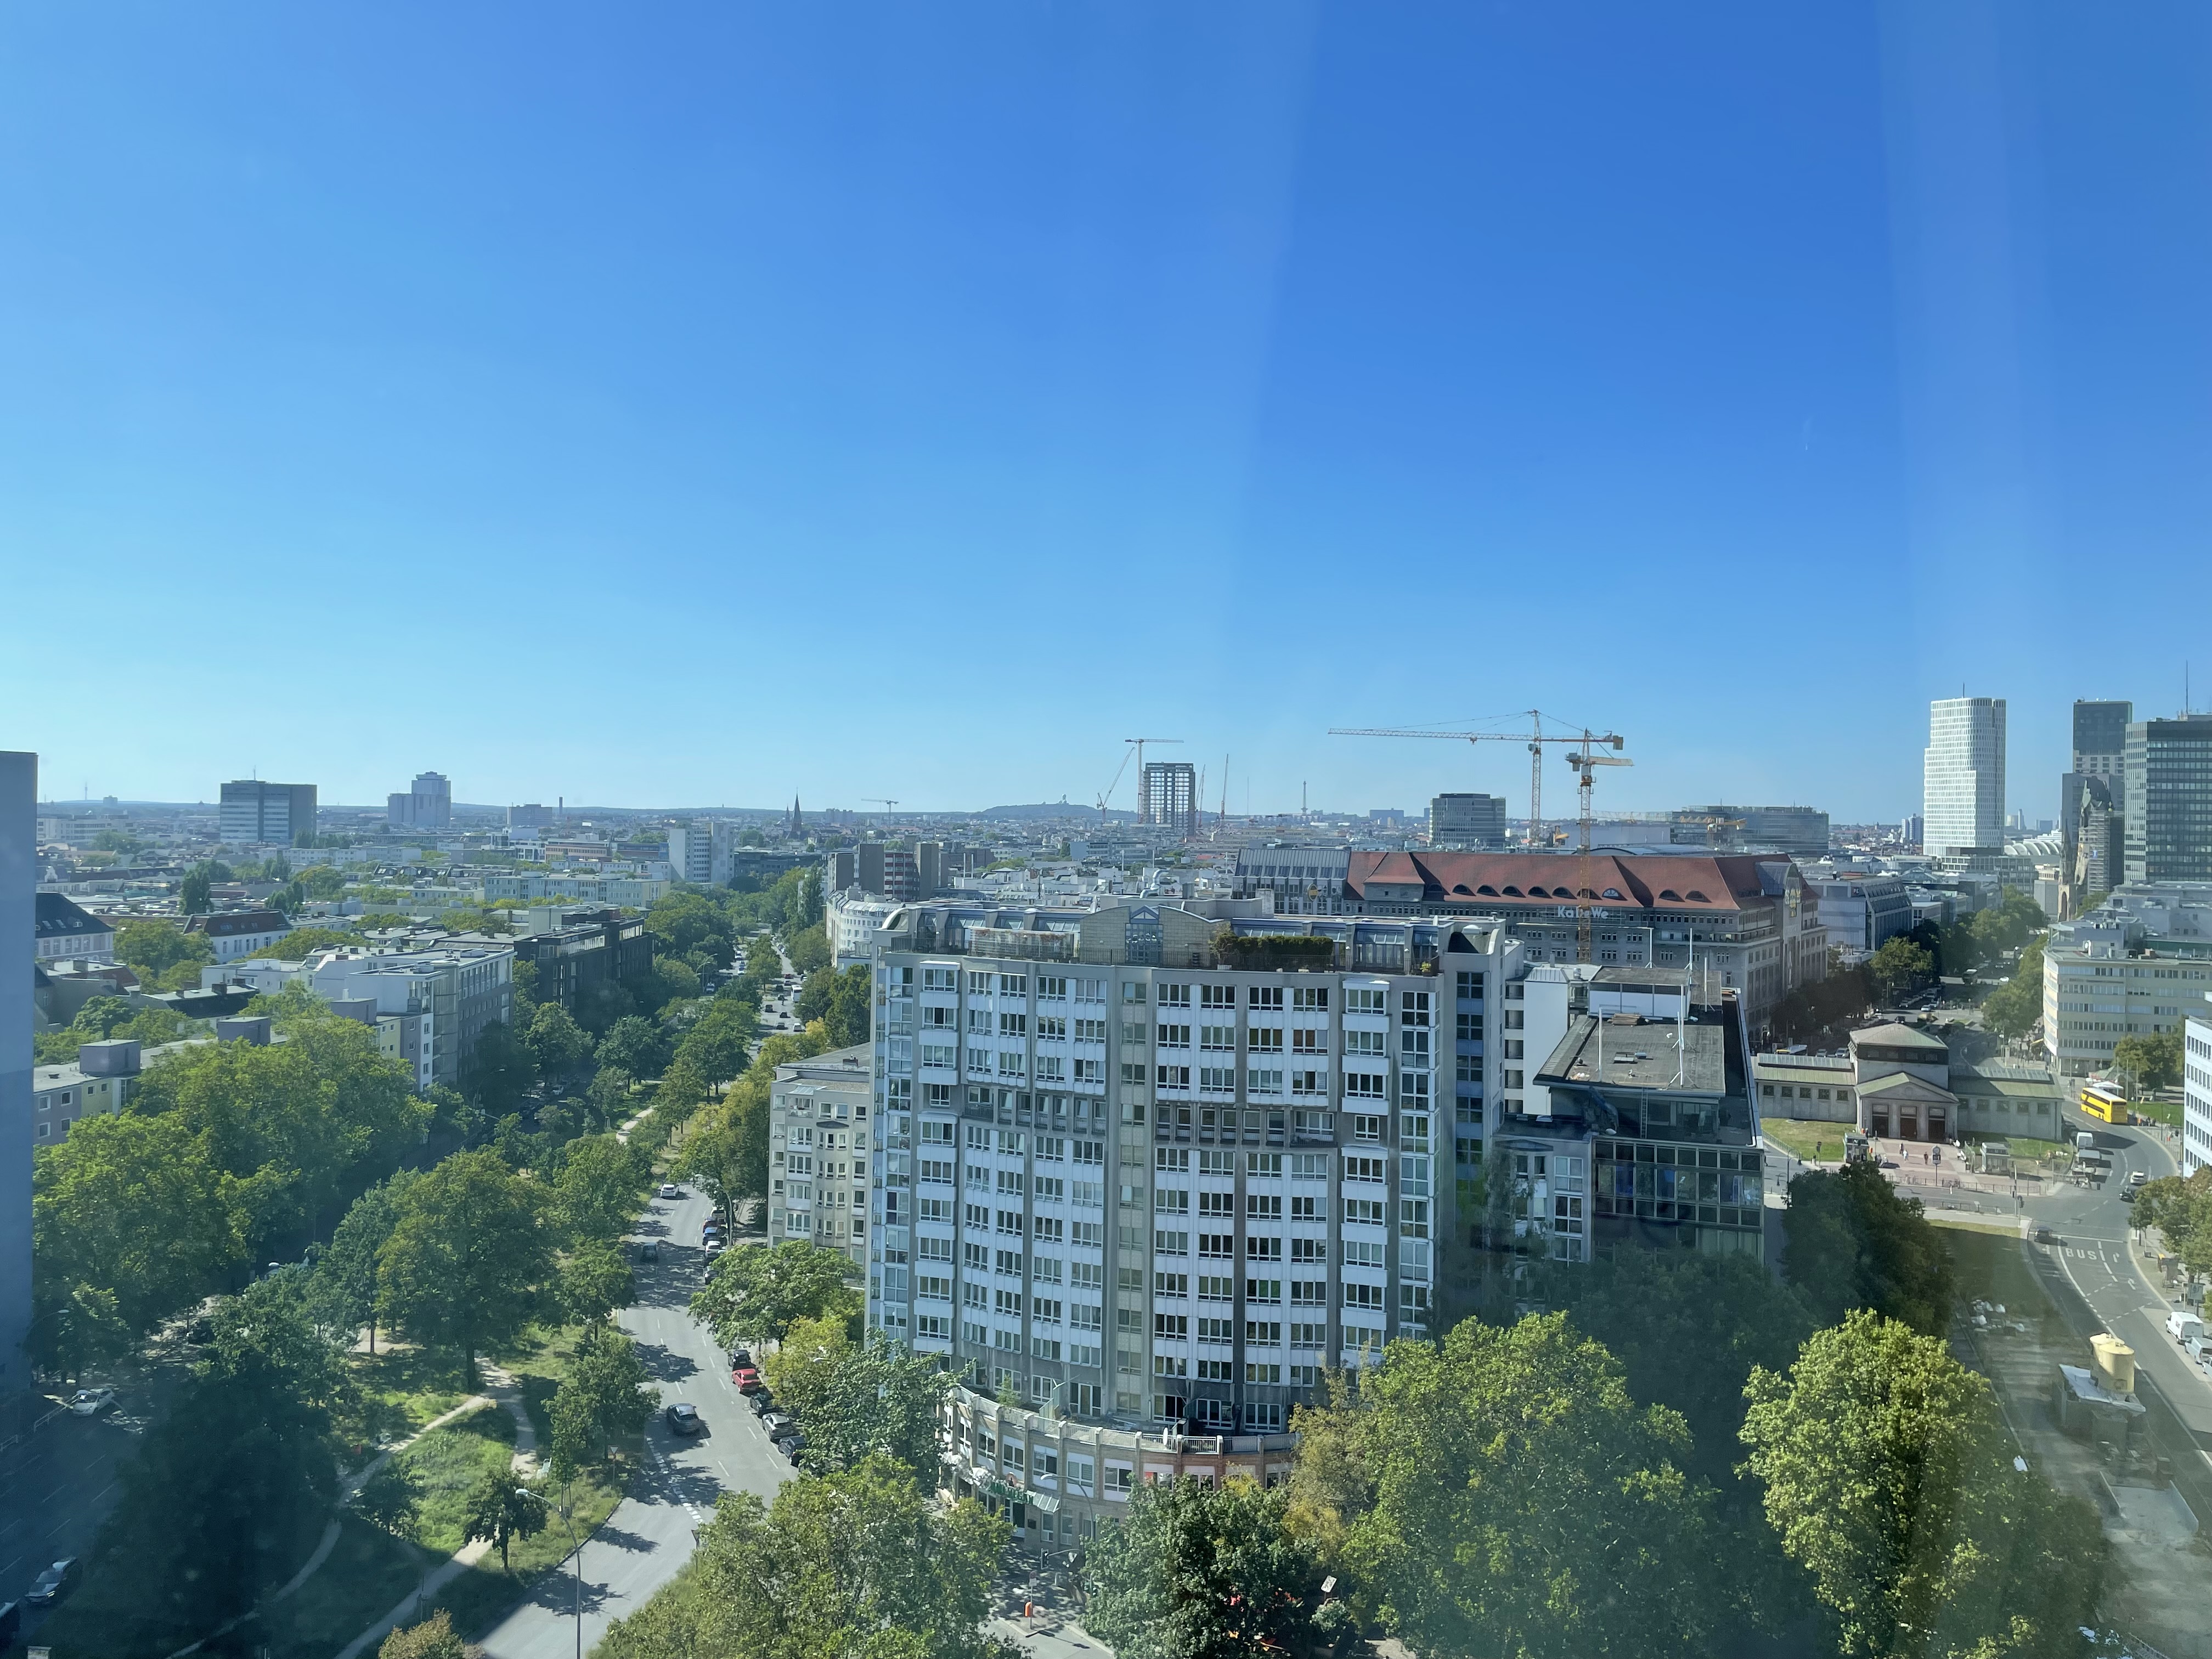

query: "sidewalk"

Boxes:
[332, 1370, 538, 1659]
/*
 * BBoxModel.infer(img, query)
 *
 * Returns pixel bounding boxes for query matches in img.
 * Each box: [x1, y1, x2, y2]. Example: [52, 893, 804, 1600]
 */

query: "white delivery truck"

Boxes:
[2166, 1309, 2204, 1344]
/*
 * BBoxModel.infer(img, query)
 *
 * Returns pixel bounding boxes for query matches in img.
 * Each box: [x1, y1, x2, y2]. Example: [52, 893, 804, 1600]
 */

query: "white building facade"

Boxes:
[2185, 1004, 2212, 1176]
[2042, 939, 2212, 1079]
[1924, 697, 2007, 861]
[862, 902, 1522, 1437]
[768, 1045, 874, 1265]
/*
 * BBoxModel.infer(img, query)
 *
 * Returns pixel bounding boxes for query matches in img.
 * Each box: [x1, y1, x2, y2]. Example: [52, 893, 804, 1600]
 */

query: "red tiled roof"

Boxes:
[1343, 850, 1772, 911]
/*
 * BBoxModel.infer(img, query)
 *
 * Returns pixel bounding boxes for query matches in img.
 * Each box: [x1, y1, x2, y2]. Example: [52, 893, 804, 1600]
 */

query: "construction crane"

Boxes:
[1098, 737, 1183, 818]
[1329, 712, 1622, 848]
[865, 798, 899, 821]
[1563, 738, 1634, 961]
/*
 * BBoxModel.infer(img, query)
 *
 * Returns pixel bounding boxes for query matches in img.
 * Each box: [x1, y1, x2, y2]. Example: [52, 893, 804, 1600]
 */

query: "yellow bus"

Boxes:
[2078, 1082, 2129, 1124]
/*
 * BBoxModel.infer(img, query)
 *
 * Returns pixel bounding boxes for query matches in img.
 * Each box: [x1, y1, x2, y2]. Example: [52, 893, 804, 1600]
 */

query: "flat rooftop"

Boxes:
[1538, 1014, 1726, 1093]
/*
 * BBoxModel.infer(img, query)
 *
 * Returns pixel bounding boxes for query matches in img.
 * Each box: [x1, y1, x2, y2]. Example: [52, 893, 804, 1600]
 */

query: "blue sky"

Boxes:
[4, 2, 2208, 821]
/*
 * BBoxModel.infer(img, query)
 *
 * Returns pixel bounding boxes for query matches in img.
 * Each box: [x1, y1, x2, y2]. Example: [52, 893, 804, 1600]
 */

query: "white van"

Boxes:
[2165, 1310, 2204, 1344]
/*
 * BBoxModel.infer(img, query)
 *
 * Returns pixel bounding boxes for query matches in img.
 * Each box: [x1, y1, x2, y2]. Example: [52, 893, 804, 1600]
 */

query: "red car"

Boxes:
[733, 1366, 763, 1392]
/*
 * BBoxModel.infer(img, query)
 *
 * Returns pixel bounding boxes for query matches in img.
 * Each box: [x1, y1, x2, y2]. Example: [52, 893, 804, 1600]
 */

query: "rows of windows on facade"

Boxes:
[837, 896, 1765, 1436]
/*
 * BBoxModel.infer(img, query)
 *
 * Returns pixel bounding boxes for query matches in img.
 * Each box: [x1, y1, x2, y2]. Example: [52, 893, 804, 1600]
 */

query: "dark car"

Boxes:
[636, 1240, 661, 1264]
[749, 1387, 776, 1415]
[26, 1559, 80, 1607]
[2034, 1227, 2062, 1245]
[728, 1348, 753, 1370]
[782, 1434, 807, 1462]
[665, 1402, 703, 1436]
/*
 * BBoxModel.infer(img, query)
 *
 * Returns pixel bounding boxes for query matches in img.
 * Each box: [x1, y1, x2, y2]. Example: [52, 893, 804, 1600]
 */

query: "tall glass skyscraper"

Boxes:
[1923, 697, 2006, 859]
[2124, 714, 2212, 883]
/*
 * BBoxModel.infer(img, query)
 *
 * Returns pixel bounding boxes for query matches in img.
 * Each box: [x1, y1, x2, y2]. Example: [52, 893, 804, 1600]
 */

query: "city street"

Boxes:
[476, 1185, 795, 1658]
[2020, 1114, 2212, 1448]
[0, 1406, 134, 1650]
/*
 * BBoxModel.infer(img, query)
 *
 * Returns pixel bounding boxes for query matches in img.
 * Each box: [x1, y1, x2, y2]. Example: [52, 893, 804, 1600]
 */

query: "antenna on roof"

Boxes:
[1677, 927, 1691, 1086]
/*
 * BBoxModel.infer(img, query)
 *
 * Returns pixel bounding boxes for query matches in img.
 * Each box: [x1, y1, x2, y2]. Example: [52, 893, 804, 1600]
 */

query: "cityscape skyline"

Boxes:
[14, 676, 2197, 827]
[9, 7, 2212, 822]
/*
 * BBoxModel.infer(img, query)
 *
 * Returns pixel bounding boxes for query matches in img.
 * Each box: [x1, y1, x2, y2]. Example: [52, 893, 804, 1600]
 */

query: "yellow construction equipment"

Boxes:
[1329, 712, 1624, 853]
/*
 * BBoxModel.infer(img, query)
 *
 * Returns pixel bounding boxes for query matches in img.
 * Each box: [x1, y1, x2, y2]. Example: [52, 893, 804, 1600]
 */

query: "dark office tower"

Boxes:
[2124, 715, 2212, 883]
[218, 779, 317, 846]
[2072, 700, 2132, 811]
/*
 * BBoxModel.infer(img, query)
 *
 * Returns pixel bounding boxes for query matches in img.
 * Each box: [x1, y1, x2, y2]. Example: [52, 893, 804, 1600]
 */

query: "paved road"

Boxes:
[0, 1406, 136, 1647]
[477, 1187, 794, 1658]
[2022, 1112, 2212, 1445]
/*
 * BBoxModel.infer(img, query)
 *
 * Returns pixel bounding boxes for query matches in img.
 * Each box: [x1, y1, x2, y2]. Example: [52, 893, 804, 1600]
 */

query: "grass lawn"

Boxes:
[1763, 1118, 1859, 1164]
[392, 1402, 518, 1553]
[416, 1322, 638, 1642]
[259, 1514, 426, 1659]
[339, 1343, 474, 1462]
[2135, 1095, 2183, 1129]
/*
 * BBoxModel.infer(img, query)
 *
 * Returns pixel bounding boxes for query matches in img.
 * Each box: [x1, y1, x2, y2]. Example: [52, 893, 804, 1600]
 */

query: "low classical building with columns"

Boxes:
[1842, 1022, 2061, 1144]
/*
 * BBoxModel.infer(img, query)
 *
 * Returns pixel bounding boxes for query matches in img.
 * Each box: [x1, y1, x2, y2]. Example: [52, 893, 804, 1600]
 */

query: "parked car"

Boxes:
[658, 1183, 681, 1200]
[704, 1238, 726, 1257]
[762, 1412, 797, 1440]
[664, 1402, 703, 1436]
[26, 1560, 79, 1607]
[733, 1366, 763, 1392]
[728, 1348, 753, 1369]
[2166, 1310, 2205, 1343]
[749, 1387, 776, 1415]
[781, 1433, 807, 1462]
[67, 1387, 116, 1417]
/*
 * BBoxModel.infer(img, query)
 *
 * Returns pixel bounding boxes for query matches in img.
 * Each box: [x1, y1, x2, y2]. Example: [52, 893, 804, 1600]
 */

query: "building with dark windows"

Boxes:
[218, 778, 317, 847]
[2125, 714, 2212, 884]
[1429, 793, 1508, 850]
[2073, 699, 2134, 808]
[1511, 973, 1763, 1262]
[508, 907, 653, 1014]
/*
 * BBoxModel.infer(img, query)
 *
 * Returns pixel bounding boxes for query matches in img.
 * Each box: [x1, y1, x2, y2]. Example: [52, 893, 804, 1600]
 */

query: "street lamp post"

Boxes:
[561, 1480, 583, 1659]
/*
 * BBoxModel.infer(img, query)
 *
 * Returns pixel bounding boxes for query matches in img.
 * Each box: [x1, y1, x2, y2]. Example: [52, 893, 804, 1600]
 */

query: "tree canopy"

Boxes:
[691, 1238, 860, 1347]
[93, 1274, 351, 1643]
[2112, 1029, 2183, 1092]
[1741, 1310, 2103, 1659]
[114, 918, 217, 992]
[129, 1013, 429, 1254]
[1335, 1313, 1718, 1659]
[377, 1148, 553, 1381]
[548, 1321, 659, 1475]
[1087, 1475, 1327, 1659]
[760, 1316, 946, 1473]
[1782, 1162, 1955, 1336]
[596, 1456, 1007, 1659]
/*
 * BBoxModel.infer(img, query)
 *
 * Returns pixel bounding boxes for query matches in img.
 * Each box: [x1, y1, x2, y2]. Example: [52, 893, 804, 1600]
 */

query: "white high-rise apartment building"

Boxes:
[2183, 1002, 2212, 1176]
[1924, 697, 2006, 860]
[857, 899, 1765, 1553]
